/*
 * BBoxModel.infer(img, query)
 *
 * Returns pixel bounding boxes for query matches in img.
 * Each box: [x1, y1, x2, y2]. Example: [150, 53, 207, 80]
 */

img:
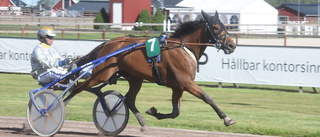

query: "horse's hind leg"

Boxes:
[146, 87, 183, 119]
[124, 76, 147, 133]
[185, 81, 236, 126]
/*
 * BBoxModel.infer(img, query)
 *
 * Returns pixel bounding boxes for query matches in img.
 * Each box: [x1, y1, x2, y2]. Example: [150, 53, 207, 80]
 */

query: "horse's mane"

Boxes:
[171, 20, 205, 38]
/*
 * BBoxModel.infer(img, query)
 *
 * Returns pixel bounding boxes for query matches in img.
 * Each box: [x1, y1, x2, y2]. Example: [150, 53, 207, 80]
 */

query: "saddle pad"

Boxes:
[145, 37, 161, 58]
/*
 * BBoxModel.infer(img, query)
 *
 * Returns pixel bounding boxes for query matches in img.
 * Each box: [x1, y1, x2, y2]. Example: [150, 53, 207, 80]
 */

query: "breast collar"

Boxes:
[183, 46, 197, 66]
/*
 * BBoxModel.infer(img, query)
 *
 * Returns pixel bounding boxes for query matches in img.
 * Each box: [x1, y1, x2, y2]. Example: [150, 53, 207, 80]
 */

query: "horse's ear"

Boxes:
[201, 10, 212, 22]
[215, 11, 219, 20]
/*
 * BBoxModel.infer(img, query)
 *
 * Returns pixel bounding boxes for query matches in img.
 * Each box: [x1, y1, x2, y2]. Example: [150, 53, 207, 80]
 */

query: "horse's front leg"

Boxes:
[185, 81, 236, 126]
[124, 76, 148, 133]
[146, 87, 183, 119]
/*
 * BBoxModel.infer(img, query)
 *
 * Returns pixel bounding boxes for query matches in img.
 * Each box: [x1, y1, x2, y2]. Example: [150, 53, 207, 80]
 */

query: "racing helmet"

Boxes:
[37, 27, 56, 44]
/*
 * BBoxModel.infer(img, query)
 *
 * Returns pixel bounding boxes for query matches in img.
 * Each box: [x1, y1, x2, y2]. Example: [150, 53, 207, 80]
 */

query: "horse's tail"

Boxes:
[75, 41, 107, 66]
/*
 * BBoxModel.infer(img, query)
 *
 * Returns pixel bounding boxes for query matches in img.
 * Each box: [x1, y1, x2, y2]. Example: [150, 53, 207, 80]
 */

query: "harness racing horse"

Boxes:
[65, 10, 237, 132]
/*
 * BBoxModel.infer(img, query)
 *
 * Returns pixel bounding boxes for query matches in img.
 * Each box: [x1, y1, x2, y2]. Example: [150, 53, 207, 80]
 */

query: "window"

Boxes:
[171, 14, 179, 23]
[230, 15, 239, 30]
[219, 14, 228, 24]
[195, 15, 203, 21]
[183, 14, 190, 22]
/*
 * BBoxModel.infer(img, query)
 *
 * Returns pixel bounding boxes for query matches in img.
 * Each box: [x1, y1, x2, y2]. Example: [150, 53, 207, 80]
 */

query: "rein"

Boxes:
[104, 37, 216, 49]
[165, 39, 216, 47]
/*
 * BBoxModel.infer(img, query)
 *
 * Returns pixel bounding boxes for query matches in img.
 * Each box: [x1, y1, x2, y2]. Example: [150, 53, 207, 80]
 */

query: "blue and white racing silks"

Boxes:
[30, 42, 67, 83]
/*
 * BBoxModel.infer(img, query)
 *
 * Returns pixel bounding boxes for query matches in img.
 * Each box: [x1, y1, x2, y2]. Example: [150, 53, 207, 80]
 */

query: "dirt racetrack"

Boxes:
[0, 116, 274, 137]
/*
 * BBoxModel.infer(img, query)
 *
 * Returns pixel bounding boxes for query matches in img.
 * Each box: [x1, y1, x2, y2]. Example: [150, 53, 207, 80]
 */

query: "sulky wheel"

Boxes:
[27, 89, 65, 136]
[93, 90, 129, 136]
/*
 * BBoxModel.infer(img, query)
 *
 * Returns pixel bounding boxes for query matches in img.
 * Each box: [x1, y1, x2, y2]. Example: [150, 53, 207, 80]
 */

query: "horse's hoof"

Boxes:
[145, 107, 157, 116]
[140, 126, 147, 134]
[224, 116, 236, 126]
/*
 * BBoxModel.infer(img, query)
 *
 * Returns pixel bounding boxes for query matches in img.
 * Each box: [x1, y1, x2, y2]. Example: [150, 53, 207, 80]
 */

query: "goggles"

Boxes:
[47, 36, 54, 40]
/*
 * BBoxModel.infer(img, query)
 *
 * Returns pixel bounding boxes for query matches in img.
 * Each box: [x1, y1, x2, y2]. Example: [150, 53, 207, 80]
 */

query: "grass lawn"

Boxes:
[0, 73, 319, 136]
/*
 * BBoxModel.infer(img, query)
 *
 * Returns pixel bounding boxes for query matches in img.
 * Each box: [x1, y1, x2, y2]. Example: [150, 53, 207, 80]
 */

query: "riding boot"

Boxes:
[67, 63, 78, 83]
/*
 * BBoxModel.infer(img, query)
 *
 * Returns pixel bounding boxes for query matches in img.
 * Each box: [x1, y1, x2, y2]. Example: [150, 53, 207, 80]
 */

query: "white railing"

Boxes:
[38, 10, 83, 17]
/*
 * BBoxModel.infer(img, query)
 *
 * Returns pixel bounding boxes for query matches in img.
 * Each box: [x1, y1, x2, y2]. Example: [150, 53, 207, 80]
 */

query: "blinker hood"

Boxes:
[201, 10, 228, 43]
[201, 10, 217, 28]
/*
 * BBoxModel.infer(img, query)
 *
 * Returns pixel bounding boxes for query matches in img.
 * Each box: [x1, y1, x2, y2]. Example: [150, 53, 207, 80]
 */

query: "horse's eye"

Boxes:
[213, 26, 219, 30]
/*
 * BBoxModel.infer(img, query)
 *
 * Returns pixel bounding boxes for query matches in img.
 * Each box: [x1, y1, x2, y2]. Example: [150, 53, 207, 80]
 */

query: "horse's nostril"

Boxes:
[228, 43, 236, 49]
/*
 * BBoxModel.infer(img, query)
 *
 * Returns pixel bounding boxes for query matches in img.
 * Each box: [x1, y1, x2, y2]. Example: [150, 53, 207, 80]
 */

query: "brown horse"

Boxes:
[66, 10, 237, 132]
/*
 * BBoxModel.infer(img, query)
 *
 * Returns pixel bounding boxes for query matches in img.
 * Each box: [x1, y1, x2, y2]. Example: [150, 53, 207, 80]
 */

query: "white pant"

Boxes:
[37, 68, 67, 83]
[37, 66, 92, 84]
[78, 65, 92, 79]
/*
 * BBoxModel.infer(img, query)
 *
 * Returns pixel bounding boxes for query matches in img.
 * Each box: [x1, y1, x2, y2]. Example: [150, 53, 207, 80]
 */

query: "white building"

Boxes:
[167, 0, 278, 33]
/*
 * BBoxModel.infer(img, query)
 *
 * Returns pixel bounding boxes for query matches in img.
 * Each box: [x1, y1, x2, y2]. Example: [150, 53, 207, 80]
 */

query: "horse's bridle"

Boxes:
[204, 17, 229, 50]
[200, 10, 231, 51]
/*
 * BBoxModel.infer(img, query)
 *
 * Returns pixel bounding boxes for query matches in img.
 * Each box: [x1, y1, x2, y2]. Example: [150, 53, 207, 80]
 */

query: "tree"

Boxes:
[152, 7, 165, 31]
[135, 9, 151, 30]
[94, 8, 109, 29]
[100, 8, 109, 23]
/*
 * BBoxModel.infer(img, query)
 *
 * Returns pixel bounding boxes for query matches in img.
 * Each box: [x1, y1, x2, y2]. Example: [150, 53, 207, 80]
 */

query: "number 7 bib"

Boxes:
[145, 37, 161, 58]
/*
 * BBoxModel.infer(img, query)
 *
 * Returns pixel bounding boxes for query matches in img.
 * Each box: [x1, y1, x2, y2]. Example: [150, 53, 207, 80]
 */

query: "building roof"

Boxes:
[11, 0, 27, 7]
[152, 0, 186, 9]
[175, 0, 277, 14]
[66, 1, 109, 12]
[163, 0, 184, 8]
[279, 3, 320, 16]
[52, 0, 79, 9]
[3, 0, 17, 7]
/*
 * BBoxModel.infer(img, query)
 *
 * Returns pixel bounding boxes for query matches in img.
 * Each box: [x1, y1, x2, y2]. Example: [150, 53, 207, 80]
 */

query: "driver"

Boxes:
[30, 27, 70, 85]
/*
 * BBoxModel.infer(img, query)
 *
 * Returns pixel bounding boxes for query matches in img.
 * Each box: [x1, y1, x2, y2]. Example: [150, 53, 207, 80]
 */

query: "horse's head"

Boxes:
[201, 10, 236, 54]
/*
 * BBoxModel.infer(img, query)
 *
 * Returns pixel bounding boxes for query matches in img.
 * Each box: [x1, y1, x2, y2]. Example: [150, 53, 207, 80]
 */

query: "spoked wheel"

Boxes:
[93, 90, 129, 136]
[27, 89, 65, 136]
